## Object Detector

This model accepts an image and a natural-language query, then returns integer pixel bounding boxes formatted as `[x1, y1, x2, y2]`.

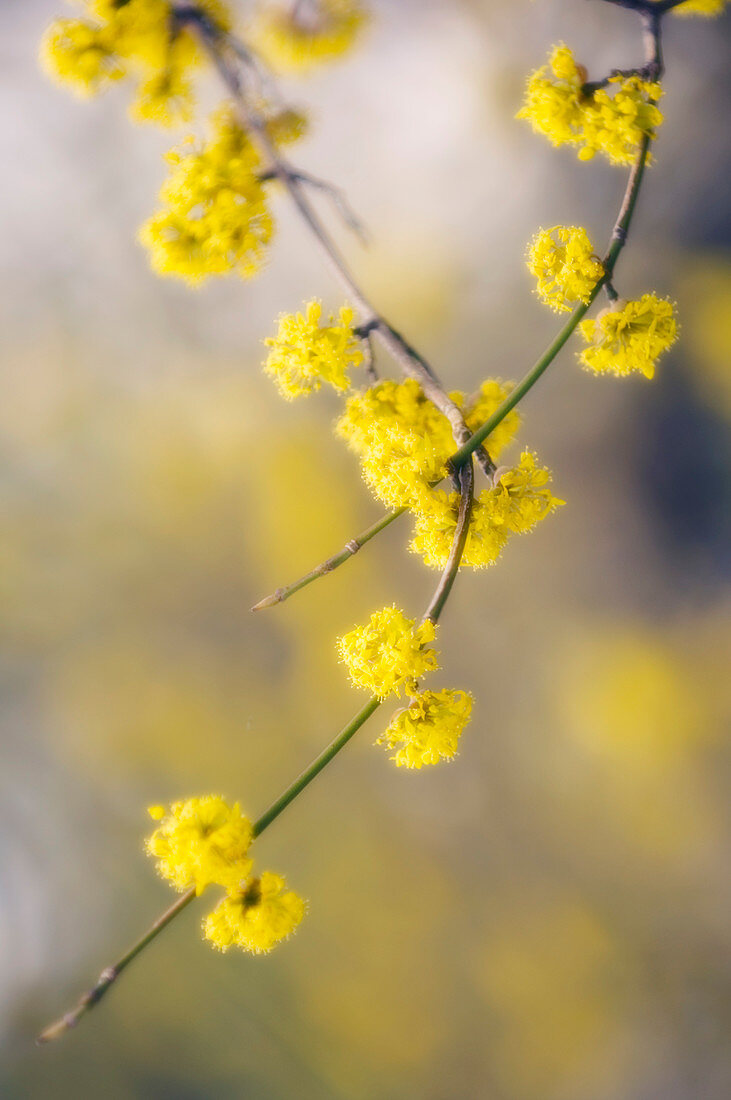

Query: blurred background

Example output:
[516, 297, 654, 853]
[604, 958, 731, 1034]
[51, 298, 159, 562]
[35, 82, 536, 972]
[2, 0, 730, 1096]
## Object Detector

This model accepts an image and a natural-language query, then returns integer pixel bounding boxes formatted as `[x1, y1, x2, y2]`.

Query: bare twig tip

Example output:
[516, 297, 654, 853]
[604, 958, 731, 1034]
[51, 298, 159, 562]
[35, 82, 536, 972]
[251, 591, 282, 612]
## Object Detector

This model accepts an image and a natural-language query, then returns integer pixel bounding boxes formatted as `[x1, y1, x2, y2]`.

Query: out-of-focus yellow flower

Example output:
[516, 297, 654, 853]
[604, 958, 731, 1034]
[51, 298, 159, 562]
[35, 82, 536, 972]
[556, 629, 709, 767]
[41, 1, 232, 125]
[653, 0, 727, 15]
[145, 795, 253, 895]
[338, 606, 438, 698]
[265, 107, 310, 147]
[204, 872, 306, 953]
[578, 295, 677, 378]
[129, 67, 195, 127]
[518, 44, 663, 165]
[252, 0, 368, 74]
[263, 300, 363, 399]
[677, 257, 731, 415]
[527, 226, 604, 313]
[41, 17, 125, 98]
[481, 896, 624, 1096]
[139, 108, 274, 284]
[378, 688, 473, 768]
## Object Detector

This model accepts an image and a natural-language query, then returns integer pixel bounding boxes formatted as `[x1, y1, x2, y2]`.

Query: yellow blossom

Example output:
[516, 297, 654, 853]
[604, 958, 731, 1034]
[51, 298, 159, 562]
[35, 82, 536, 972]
[129, 66, 195, 128]
[378, 689, 474, 768]
[579, 75, 663, 165]
[578, 295, 678, 379]
[263, 300, 363, 399]
[204, 872, 306, 954]
[265, 107, 310, 147]
[252, 0, 367, 74]
[41, 18, 125, 98]
[410, 451, 563, 570]
[41, 1, 231, 126]
[336, 379, 520, 510]
[337, 606, 439, 698]
[517, 44, 663, 166]
[516, 44, 585, 148]
[139, 108, 274, 284]
[145, 795, 253, 895]
[527, 226, 604, 312]
[463, 380, 523, 449]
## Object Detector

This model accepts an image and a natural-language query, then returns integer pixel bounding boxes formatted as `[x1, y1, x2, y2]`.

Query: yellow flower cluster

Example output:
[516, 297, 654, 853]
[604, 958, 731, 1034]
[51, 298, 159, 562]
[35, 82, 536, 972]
[578, 295, 678, 379]
[655, 0, 727, 15]
[527, 226, 604, 313]
[410, 451, 564, 570]
[204, 872, 306, 954]
[337, 606, 439, 698]
[263, 300, 364, 399]
[41, 0, 231, 127]
[378, 689, 474, 769]
[337, 379, 520, 509]
[517, 45, 663, 165]
[252, 0, 368, 73]
[139, 109, 275, 284]
[146, 795, 253, 895]
[147, 798, 306, 954]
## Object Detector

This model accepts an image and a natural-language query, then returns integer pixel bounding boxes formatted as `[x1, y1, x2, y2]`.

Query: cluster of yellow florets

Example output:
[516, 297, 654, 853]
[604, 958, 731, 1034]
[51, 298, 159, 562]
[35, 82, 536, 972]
[147, 798, 306, 953]
[527, 226, 604, 312]
[252, 0, 368, 73]
[139, 108, 276, 284]
[146, 795, 254, 895]
[335, 378, 560, 570]
[204, 872, 307, 954]
[337, 606, 439, 698]
[339, 612, 475, 766]
[263, 300, 364, 398]
[410, 451, 564, 570]
[336, 379, 521, 510]
[517, 45, 663, 165]
[578, 295, 678, 378]
[378, 689, 474, 769]
[41, 0, 231, 127]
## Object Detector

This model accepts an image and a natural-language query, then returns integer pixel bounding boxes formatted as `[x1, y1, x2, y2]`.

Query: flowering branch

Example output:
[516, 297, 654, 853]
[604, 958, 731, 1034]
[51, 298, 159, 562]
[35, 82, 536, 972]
[178, 4, 496, 477]
[36, 0, 710, 1046]
[252, 120, 653, 610]
[37, 454, 474, 1044]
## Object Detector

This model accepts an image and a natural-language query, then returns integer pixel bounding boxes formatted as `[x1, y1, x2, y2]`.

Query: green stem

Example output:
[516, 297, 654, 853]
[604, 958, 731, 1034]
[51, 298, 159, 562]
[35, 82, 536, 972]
[36, 440, 475, 1046]
[251, 507, 407, 611]
[449, 297, 595, 468]
[252, 696, 381, 836]
[422, 461, 475, 624]
[37, 888, 196, 1044]
[450, 130, 651, 471]
[37, 697, 382, 1045]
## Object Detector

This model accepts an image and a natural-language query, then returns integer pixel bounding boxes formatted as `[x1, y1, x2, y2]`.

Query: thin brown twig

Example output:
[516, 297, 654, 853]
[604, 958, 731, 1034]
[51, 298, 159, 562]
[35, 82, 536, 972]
[175, 4, 495, 479]
[251, 506, 405, 611]
[422, 460, 474, 623]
